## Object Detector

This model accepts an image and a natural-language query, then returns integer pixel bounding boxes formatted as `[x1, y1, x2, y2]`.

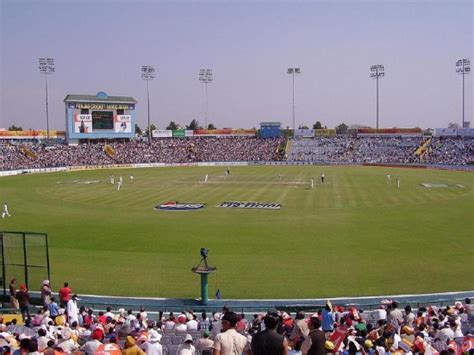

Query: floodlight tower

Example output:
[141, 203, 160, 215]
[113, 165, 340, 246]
[199, 69, 213, 129]
[456, 59, 471, 128]
[287, 68, 301, 136]
[141, 65, 155, 144]
[370, 64, 385, 129]
[38, 58, 55, 140]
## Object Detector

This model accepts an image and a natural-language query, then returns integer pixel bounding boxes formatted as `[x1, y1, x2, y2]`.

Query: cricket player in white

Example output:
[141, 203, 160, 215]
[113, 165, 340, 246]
[396, 176, 400, 189]
[119, 176, 123, 184]
[130, 174, 134, 182]
[386, 173, 391, 184]
[117, 180, 122, 191]
[204, 174, 208, 183]
[110, 175, 115, 184]
[310, 178, 314, 189]
[321, 172, 325, 183]
[278, 172, 282, 181]
[2, 203, 11, 218]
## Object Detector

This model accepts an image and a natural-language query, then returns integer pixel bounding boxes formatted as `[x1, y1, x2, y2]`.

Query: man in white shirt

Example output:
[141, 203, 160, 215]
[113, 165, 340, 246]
[212, 311, 251, 355]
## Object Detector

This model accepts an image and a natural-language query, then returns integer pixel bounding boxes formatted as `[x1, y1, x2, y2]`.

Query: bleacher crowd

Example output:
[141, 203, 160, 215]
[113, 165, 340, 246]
[287, 137, 474, 166]
[3, 279, 473, 354]
[1, 136, 473, 171]
[0, 137, 284, 171]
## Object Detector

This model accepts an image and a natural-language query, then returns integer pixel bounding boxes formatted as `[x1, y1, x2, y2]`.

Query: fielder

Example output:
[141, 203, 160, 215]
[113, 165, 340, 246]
[396, 176, 400, 189]
[117, 180, 122, 191]
[321, 172, 325, 183]
[2, 203, 11, 218]
[130, 174, 134, 182]
[310, 178, 314, 189]
[386, 173, 391, 184]
[110, 175, 115, 185]
[204, 174, 208, 183]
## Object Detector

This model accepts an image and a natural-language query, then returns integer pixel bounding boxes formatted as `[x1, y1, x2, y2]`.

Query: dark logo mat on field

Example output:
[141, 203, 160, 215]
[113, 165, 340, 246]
[217, 201, 282, 210]
[154, 201, 204, 211]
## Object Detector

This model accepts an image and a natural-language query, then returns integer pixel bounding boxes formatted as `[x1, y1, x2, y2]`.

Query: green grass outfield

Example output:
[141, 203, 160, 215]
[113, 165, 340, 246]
[0, 165, 473, 299]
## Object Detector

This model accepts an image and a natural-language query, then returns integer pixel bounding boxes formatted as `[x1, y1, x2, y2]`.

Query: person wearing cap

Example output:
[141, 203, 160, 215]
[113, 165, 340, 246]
[41, 280, 52, 306]
[301, 317, 325, 355]
[212, 311, 251, 355]
[80, 329, 103, 354]
[122, 335, 145, 355]
[177, 334, 197, 355]
[195, 330, 214, 354]
[175, 314, 188, 332]
[140, 329, 163, 355]
[57, 327, 79, 353]
[251, 312, 289, 355]
[186, 313, 199, 331]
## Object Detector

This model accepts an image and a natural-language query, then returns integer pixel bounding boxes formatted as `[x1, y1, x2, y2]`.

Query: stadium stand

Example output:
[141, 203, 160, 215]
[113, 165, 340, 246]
[1, 136, 473, 171]
[0, 295, 472, 354]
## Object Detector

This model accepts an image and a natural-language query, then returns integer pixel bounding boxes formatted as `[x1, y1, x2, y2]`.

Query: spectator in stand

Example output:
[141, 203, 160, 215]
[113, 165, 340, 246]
[177, 334, 197, 355]
[289, 311, 309, 343]
[212, 311, 251, 355]
[321, 301, 335, 333]
[251, 312, 289, 355]
[9, 278, 19, 312]
[199, 312, 211, 331]
[66, 294, 80, 325]
[81, 328, 104, 354]
[301, 317, 325, 355]
[122, 335, 145, 355]
[40, 280, 52, 306]
[195, 330, 214, 354]
[16, 284, 30, 322]
[140, 329, 163, 355]
[58, 282, 72, 308]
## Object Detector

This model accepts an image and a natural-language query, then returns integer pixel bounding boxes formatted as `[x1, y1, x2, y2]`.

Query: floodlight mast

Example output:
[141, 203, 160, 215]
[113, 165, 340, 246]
[287, 68, 301, 137]
[141, 65, 155, 145]
[456, 59, 471, 128]
[370, 64, 385, 130]
[38, 58, 55, 140]
[199, 69, 213, 129]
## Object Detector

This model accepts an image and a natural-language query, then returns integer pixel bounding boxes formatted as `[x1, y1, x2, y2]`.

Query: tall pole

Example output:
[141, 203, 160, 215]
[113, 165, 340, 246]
[292, 71, 295, 135]
[141, 65, 155, 145]
[376, 75, 379, 130]
[147, 79, 151, 144]
[45, 74, 50, 139]
[287, 68, 301, 137]
[456, 59, 471, 128]
[370, 64, 385, 130]
[205, 82, 208, 129]
[199, 69, 213, 130]
[38, 58, 55, 141]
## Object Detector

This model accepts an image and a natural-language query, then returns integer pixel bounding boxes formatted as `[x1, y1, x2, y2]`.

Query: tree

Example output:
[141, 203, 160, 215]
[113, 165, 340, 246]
[448, 122, 460, 128]
[313, 121, 322, 130]
[144, 124, 156, 136]
[8, 125, 22, 131]
[186, 119, 199, 130]
[298, 124, 309, 129]
[166, 121, 178, 130]
[335, 122, 349, 134]
[135, 124, 142, 136]
[207, 123, 216, 130]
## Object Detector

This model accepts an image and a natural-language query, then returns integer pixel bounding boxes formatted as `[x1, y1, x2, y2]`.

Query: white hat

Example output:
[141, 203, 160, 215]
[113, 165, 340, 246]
[184, 334, 193, 343]
[148, 329, 162, 343]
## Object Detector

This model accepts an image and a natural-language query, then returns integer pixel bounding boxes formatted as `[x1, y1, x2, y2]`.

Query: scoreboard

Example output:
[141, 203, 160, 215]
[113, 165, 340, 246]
[64, 92, 136, 143]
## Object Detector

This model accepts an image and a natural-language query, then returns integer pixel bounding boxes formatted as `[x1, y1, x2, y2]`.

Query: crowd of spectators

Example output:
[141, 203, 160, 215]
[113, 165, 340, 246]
[1, 136, 473, 171]
[1, 211, 472, 355]
[287, 136, 474, 166]
[0, 137, 284, 171]
[2, 281, 473, 355]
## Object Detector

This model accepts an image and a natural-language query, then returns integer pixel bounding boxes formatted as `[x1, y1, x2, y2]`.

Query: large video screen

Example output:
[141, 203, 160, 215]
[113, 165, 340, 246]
[92, 111, 114, 130]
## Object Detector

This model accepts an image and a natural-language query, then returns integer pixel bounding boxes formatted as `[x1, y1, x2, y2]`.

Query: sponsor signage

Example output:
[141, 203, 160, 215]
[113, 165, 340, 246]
[217, 201, 281, 210]
[155, 201, 204, 211]
[153, 130, 173, 138]
[185, 130, 194, 137]
[172, 129, 186, 137]
[114, 115, 132, 133]
[295, 128, 315, 137]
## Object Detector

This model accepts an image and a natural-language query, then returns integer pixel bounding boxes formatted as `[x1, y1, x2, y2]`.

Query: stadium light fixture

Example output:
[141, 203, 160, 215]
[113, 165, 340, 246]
[370, 64, 385, 130]
[38, 58, 55, 140]
[287, 68, 301, 137]
[456, 59, 470, 128]
[199, 69, 213, 129]
[141, 65, 155, 144]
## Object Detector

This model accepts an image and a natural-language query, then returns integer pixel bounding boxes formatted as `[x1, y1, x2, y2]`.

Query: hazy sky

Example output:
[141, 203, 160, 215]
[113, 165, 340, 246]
[1, 0, 472, 131]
